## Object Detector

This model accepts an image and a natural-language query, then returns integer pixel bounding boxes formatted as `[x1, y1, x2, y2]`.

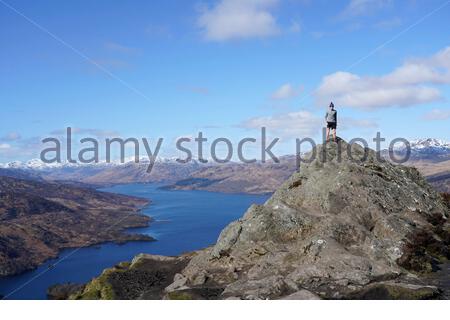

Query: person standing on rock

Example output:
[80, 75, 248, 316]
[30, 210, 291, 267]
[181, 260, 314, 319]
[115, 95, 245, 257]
[325, 102, 337, 142]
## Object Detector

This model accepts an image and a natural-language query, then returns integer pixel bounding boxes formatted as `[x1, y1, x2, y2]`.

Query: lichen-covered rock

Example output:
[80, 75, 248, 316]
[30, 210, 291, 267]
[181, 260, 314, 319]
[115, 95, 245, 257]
[282, 290, 321, 300]
[68, 254, 190, 300]
[177, 139, 449, 300]
[346, 282, 441, 300]
[47, 283, 85, 300]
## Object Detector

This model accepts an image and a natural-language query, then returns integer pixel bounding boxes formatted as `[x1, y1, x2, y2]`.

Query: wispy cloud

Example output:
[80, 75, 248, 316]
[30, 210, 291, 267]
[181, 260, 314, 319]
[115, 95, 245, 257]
[197, 0, 280, 41]
[0, 128, 125, 162]
[0, 132, 21, 142]
[288, 20, 301, 33]
[0, 135, 44, 161]
[422, 108, 450, 121]
[310, 31, 326, 39]
[239, 111, 321, 139]
[340, 0, 392, 18]
[271, 83, 303, 100]
[315, 46, 450, 110]
[50, 128, 120, 138]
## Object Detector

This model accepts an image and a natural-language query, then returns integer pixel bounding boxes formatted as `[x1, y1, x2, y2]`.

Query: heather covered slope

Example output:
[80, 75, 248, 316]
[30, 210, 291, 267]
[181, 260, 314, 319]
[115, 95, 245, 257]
[166, 157, 297, 194]
[0, 176, 153, 277]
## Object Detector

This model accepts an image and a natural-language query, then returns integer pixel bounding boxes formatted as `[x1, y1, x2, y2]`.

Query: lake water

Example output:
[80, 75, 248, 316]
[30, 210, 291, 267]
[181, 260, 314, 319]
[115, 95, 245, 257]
[0, 184, 270, 300]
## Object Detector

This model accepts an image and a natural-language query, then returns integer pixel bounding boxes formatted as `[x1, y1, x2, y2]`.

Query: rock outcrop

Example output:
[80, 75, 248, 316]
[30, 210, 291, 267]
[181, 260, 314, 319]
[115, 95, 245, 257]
[168, 139, 449, 299]
[66, 139, 450, 299]
[60, 254, 191, 300]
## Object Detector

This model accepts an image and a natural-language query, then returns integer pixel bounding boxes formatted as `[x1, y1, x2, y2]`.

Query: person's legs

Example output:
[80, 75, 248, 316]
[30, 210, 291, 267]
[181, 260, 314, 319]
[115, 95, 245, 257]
[332, 128, 337, 142]
[326, 126, 330, 142]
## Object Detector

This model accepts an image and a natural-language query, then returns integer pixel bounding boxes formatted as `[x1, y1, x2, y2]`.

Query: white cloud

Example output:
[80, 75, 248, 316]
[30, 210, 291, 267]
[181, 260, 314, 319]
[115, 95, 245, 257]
[315, 46, 450, 110]
[240, 111, 321, 139]
[422, 108, 450, 121]
[240, 111, 377, 139]
[271, 83, 302, 100]
[341, 0, 391, 18]
[198, 0, 280, 41]
[0, 135, 62, 162]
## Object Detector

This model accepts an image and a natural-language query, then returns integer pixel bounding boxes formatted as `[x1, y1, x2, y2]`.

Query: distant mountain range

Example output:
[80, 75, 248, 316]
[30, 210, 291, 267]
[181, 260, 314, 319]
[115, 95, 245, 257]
[0, 158, 207, 186]
[392, 138, 450, 162]
[396, 139, 450, 193]
[409, 138, 450, 153]
[0, 157, 202, 170]
[0, 138, 449, 193]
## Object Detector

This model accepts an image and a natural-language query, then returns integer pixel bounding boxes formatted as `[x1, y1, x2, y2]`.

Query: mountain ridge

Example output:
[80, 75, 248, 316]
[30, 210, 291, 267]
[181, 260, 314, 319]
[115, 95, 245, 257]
[1, 138, 449, 194]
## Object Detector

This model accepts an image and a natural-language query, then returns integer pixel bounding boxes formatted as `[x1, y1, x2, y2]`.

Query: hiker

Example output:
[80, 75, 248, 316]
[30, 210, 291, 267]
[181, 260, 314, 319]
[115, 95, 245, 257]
[325, 102, 337, 142]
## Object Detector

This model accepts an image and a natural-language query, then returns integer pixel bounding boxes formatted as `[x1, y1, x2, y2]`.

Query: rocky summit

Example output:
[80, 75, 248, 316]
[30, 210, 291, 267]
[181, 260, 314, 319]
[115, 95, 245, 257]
[67, 139, 450, 300]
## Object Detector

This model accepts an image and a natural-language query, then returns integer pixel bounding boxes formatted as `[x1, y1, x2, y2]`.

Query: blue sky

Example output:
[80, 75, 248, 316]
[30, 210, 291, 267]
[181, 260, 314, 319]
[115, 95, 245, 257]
[1, 0, 449, 162]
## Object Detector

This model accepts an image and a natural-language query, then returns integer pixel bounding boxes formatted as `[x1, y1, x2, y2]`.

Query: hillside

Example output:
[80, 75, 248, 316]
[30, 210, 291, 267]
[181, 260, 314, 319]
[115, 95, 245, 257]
[61, 139, 450, 300]
[0, 176, 153, 277]
[166, 156, 297, 194]
[405, 159, 450, 193]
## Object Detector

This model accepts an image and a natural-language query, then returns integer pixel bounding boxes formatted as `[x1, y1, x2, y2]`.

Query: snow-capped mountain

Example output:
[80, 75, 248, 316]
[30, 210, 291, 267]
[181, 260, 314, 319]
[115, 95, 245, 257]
[392, 138, 449, 154]
[1, 138, 448, 170]
[409, 138, 450, 154]
[0, 156, 204, 171]
[0, 159, 105, 170]
[388, 138, 450, 163]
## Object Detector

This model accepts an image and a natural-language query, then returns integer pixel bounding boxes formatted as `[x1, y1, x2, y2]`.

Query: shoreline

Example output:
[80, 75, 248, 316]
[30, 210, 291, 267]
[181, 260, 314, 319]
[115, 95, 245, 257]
[0, 193, 155, 279]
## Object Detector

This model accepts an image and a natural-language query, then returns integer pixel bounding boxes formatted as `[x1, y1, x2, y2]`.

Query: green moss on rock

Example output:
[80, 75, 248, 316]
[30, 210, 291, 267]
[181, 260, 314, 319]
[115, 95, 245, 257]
[348, 283, 441, 300]
[167, 291, 193, 300]
[70, 268, 124, 300]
